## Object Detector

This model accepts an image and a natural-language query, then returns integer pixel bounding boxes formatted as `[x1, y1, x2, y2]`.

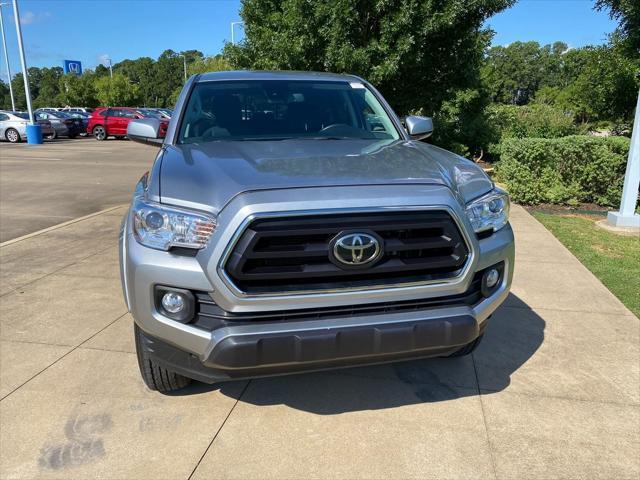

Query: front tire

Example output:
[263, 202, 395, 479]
[134, 324, 191, 392]
[5, 128, 20, 143]
[93, 125, 107, 141]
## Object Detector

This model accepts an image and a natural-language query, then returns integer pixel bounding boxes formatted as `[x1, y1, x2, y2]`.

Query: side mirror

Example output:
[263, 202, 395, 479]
[127, 118, 163, 146]
[404, 115, 434, 140]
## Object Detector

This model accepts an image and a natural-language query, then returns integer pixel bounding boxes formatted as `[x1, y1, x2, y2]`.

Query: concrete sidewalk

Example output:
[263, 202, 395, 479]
[0, 205, 638, 479]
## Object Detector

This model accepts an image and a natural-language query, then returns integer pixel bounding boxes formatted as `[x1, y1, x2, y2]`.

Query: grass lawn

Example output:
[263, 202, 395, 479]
[531, 211, 640, 318]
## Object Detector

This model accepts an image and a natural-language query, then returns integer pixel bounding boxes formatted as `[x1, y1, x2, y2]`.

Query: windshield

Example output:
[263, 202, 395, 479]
[178, 80, 400, 144]
[13, 112, 29, 119]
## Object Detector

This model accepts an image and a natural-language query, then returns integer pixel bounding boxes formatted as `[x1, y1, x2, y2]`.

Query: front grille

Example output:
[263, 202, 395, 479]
[194, 272, 482, 330]
[223, 211, 470, 294]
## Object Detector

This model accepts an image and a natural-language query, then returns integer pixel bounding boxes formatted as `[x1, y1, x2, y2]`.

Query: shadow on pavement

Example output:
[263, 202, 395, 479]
[182, 293, 544, 413]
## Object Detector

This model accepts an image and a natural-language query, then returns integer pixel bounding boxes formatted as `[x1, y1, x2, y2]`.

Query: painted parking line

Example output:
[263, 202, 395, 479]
[0, 205, 126, 247]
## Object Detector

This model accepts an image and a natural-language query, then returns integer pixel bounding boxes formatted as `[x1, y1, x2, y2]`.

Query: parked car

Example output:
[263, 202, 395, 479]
[34, 110, 83, 139]
[136, 108, 166, 119]
[150, 108, 172, 119]
[61, 107, 94, 114]
[0, 110, 54, 142]
[66, 111, 90, 135]
[121, 71, 514, 392]
[87, 107, 168, 140]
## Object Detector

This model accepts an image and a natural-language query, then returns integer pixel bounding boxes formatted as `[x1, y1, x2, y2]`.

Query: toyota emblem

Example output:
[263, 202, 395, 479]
[331, 232, 382, 267]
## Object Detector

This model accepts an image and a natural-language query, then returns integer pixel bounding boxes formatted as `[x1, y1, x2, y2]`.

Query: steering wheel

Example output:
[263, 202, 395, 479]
[201, 125, 231, 139]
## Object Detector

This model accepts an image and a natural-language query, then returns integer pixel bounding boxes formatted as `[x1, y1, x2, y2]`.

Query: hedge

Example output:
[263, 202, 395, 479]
[495, 135, 631, 206]
[487, 103, 579, 140]
[486, 104, 581, 159]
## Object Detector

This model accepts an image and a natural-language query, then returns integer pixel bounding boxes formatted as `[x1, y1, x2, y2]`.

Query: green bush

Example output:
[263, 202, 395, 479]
[486, 104, 579, 159]
[495, 135, 630, 206]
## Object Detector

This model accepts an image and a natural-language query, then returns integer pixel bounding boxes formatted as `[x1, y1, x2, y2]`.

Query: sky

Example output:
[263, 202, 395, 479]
[0, 0, 619, 81]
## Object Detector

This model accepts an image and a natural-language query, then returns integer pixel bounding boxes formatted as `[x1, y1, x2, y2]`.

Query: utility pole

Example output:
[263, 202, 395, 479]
[0, 3, 15, 111]
[231, 21, 243, 45]
[107, 57, 113, 78]
[12, 0, 40, 143]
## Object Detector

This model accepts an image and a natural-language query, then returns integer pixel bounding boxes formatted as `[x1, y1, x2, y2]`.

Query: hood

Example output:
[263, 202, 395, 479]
[157, 139, 492, 214]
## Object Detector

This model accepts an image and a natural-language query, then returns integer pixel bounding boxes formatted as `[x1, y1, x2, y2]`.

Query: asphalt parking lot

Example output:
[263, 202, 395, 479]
[0, 140, 638, 479]
[0, 138, 158, 242]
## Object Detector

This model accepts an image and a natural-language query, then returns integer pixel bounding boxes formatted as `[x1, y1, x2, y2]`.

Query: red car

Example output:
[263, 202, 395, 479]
[87, 107, 168, 140]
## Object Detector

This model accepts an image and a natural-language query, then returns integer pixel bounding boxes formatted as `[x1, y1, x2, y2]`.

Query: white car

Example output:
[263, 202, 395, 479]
[0, 110, 54, 143]
[60, 107, 95, 114]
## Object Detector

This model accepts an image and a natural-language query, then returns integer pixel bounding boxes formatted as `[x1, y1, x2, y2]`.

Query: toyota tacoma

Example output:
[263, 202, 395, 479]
[121, 71, 514, 392]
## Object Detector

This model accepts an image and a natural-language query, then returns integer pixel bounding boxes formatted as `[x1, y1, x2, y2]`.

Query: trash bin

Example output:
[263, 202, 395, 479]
[26, 124, 43, 144]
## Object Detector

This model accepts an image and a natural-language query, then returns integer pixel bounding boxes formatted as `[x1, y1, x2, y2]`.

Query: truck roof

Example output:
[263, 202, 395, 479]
[196, 70, 364, 83]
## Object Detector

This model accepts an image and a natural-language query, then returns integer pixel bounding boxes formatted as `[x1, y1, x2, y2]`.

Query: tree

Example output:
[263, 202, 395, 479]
[481, 41, 570, 105]
[166, 55, 233, 107]
[114, 57, 156, 106]
[0, 80, 11, 110]
[10, 73, 29, 110]
[224, 0, 514, 154]
[33, 67, 64, 108]
[533, 45, 638, 123]
[563, 45, 638, 122]
[94, 64, 110, 77]
[595, 0, 640, 55]
[94, 73, 140, 106]
[57, 73, 98, 107]
[151, 49, 204, 107]
[188, 54, 232, 75]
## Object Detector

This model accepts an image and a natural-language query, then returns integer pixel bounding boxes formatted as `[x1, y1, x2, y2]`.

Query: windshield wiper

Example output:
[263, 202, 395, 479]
[234, 137, 294, 141]
[292, 136, 361, 141]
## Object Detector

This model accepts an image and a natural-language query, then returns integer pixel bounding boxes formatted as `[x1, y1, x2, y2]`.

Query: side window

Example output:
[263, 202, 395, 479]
[122, 110, 137, 119]
[0, 113, 8, 121]
[110, 109, 122, 117]
[99, 109, 110, 117]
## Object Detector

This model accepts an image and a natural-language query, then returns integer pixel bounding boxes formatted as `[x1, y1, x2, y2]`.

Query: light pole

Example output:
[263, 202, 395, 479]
[231, 21, 243, 45]
[0, 3, 15, 111]
[607, 89, 640, 230]
[179, 54, 187, 81]
[11, 0, 40, 143]
[106, 57, 113, 78]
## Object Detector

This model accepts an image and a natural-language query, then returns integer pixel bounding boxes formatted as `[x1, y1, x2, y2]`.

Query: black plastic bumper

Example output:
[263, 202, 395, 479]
[140, 313, 482, 384]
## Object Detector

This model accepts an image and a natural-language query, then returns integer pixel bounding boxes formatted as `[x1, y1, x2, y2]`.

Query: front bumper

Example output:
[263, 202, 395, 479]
[138, 308, 488, 383]
[121, 185, 515, 381]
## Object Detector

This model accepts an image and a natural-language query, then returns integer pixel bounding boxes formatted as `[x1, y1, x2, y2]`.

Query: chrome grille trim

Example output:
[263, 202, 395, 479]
[216, 206, 475, 298]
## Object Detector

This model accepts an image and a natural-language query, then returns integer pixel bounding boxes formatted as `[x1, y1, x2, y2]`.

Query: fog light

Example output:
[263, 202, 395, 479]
[155, 286, 195, 323]
[485, 269, 500, 288]
[481, 264, 504, 297]
[162, 292, 185, 314]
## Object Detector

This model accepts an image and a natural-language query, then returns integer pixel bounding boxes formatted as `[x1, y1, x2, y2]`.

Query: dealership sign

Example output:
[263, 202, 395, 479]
[63, 60, 82, 75]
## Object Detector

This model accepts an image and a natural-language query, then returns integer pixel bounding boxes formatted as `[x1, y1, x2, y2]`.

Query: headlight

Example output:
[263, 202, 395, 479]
[465, 189, 510, 234]
[132, 197, 216, 251]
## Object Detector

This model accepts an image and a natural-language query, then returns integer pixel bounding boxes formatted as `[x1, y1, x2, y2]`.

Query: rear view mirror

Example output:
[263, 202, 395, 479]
[404, 115, 434, 140]
[127, 118, 163, 146]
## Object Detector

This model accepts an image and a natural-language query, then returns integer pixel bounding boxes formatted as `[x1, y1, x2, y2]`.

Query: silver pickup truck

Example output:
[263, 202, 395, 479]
[121, 71, 514, 392]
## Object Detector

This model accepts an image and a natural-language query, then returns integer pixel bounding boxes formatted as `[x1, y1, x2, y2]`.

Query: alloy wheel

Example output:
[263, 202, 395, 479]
[93, 126, 106, 140]
[6, 128, 20, 143]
